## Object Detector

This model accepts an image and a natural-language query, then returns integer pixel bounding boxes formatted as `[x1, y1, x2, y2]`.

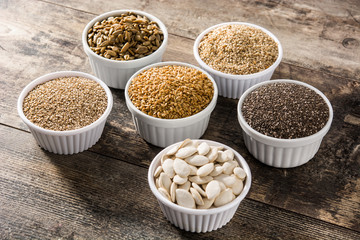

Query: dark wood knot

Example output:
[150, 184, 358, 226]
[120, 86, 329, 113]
[342, 38, 359, 49]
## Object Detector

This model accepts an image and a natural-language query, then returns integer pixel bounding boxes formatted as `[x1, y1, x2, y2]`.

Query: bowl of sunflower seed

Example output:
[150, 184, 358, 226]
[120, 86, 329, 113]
[82, 9, 168, 89]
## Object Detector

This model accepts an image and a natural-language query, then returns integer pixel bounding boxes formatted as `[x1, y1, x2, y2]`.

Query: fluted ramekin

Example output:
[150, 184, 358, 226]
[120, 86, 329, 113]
[82, 10, 168, 89]
[124, 61, 218, 148]
[237, 79, 333, 168]
[17, 71, 113, 155]
[148, 139, 252, 232]
[194, 22, 283, 99]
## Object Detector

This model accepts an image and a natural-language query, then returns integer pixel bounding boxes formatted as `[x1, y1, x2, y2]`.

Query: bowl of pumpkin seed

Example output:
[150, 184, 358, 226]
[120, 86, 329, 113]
[82, 9, 168, 89]
[148, 139, 252, 233]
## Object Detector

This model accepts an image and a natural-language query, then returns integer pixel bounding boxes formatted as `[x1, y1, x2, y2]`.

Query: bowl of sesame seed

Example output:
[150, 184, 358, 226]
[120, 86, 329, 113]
[124, 61, 218, 148]
[82, 10, 168, 89]
[237, 79, 333, 168]
[17, 71, 113, 155]
[193, 22, 283, 99]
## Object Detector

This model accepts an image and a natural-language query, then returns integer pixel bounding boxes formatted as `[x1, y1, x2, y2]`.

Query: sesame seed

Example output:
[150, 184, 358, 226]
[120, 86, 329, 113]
[198, 24, 278, 75]
[23, 76, 108, 131]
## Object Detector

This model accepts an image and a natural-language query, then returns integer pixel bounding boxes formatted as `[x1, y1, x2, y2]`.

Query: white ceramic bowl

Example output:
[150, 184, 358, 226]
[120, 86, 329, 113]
[148, 139, 252, 232]
[82, 10, 168, 89]
[193, 22, 283, 99]
[17, 71, 113, 155]
[124, 61, 218, 148]
[237, 79, 333, 168]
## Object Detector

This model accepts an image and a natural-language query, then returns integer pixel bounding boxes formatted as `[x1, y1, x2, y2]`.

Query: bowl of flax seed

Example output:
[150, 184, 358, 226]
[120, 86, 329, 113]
[125, 61, 218, 148]
[82, 10, 168, 89]
[193, 22, 283, 99]
[237, 79, 333, 168]
[17, 71, 113, 155]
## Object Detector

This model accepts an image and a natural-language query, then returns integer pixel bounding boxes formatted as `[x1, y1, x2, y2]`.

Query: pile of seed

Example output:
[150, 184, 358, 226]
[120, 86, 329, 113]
[87, 12, 164, 60]
[154, 139, 247, 209]
[23, 77, 108, 131]
[128, 65, 214, 119]
[198, 24, 278, 75]
[241, 82, 329, 139]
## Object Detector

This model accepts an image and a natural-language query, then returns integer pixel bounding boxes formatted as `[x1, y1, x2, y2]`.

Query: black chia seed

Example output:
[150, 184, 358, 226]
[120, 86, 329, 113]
[241, 82, 329, 139]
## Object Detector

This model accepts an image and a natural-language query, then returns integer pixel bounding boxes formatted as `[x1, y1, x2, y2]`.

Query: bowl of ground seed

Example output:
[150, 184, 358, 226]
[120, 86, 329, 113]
[237, 79, 333, 168]
[17, 71, 113, 155]
[82, 10, 168, 89]
[193, 22, 283, 99]
[125, 61, 218, 148]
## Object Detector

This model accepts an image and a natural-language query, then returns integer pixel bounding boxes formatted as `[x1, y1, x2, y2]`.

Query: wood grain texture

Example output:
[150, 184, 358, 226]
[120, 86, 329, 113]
[47, 0, 360, 80]
[1, 126, 359, 240]
[0, 0, 359, 238]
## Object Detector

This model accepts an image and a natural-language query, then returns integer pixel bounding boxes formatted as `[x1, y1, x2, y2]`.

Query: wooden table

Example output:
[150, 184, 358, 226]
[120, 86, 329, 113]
[1, 0, 359, 239]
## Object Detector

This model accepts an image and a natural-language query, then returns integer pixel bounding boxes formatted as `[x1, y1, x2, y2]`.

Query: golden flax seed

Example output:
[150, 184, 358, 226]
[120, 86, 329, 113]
[128, 65, 214, 119]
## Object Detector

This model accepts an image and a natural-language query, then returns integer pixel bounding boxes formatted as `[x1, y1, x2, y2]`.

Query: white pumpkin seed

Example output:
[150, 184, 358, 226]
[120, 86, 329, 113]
[154, 165, 163, 178]
[206, 180, 221, 199]
[218, 181, 226, 191]
[170, 182, 177, 202]
[173, 175, 188, 185]
[158, 187, 171, 201]
[232, 177, 244, 195]
[185, 155, 209, 166]
[197, 197, 215, 209]
[175, 146, 197, 158]
[154, 141, 245, 210]
[178, 181, 191, 191]
[197, 162, 214, 177]
[197, 142, 210, 155]
[176, 189, 195, 209]
[190, 187, 204, 206]
[214, 189, 235, 207]
[192, 182, 207, 197]
[216, 150, 229, 163]
[234, 167, 247, 180]
[155, 178, 160, 189]
[179, 138, 193, 148]
[222, 160, 237, 175]
[159, 172, 172, 193]
[214, 174, 236, 187]
[166, 142, 181, 156]
[209, 164, 223, 177]
[189, 165, 198, 175]
[188, 175, 213, 185]
[173, 158, 190, 177]
[206, 146, 219, 162]
[224, 149, 234, 161]
[162, 158, 175, 178]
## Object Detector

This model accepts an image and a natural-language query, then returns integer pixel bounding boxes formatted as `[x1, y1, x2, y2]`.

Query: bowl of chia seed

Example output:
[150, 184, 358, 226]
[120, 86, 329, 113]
[17, 71, 113, 155]
[237, 79, 333, 168]
[193, 22, 283, 99]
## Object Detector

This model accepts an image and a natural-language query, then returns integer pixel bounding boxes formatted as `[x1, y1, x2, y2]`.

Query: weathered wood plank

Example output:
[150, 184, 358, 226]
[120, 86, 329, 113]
[47, 0, 360, 80]
[0, 0, 359, 236]
[1, 125, 359, 240]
